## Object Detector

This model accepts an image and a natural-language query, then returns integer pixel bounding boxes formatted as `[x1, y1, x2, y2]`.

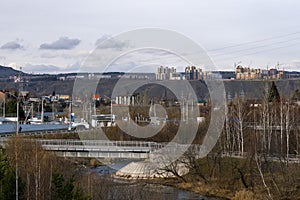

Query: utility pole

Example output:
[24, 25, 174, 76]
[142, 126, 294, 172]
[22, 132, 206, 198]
[16, 95, 19, 200]
[94, 99, 96, 115]
[52, 101, 55, 121]
[41, 97, 44, 123]
[5, 90, 20, 200]
[15, 66, 21, 200]
[2, 94, 5, 118]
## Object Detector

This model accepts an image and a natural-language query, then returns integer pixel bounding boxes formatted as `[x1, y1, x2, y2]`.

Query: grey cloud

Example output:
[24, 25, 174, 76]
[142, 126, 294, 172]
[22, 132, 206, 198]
[1, 41, 23, 50]
[95, 35, 110, 45]
[95, 35, 128, 50]
[40, 37, 80, 50]
[25, 63, 61, 73]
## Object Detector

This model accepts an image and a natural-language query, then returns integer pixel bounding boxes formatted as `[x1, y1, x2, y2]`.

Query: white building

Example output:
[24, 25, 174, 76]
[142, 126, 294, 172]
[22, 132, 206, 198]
[156, 66, 177, 80]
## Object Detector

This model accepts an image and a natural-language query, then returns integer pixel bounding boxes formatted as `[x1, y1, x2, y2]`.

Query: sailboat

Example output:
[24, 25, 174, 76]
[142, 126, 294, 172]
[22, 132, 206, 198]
[27, 97, 44, 124]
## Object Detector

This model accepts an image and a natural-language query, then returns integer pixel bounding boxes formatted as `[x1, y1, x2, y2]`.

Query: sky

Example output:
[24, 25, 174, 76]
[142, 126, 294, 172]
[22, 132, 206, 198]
[0, 0, 300, 73]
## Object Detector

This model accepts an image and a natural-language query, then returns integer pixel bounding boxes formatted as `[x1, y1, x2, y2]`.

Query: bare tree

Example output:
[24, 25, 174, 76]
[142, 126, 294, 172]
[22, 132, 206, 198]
[255, 154, 273, 200]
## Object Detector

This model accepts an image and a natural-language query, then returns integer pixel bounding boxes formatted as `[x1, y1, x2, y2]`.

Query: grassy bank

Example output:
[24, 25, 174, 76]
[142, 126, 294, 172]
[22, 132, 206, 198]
[140, 155, 300, 200]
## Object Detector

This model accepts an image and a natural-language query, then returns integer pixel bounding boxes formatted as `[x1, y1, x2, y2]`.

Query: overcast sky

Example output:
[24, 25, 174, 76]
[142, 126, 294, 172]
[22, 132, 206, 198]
[0, 0, 300, 73]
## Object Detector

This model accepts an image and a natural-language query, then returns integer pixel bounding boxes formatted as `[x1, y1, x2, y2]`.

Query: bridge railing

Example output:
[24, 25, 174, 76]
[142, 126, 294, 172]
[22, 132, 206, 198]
[39, 139, 164, 151]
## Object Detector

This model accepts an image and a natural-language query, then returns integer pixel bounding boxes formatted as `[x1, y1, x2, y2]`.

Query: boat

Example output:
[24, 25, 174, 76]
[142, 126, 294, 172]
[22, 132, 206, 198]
[68, 120, 90, 131]
[28, 117, 43, 124]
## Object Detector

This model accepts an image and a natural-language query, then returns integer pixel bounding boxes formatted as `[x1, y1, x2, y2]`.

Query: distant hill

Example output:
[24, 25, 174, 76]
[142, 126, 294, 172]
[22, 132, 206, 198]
[0, 77, 299, 102]
[0, 65, 299, 101]
[0, 65, 26, 78]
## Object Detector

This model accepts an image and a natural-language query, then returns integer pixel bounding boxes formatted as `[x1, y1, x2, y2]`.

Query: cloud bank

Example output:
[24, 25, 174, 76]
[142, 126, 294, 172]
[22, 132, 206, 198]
[95, 35, 128, 50]
[24, 63, 61, 73]
[40, 37, 80, 50]
[1, 41, 23, 50]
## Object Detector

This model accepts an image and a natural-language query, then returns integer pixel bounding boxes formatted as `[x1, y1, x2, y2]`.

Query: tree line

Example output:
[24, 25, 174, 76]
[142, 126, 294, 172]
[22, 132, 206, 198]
[157, 81, 300, 199]
[0, 137, 89, 200]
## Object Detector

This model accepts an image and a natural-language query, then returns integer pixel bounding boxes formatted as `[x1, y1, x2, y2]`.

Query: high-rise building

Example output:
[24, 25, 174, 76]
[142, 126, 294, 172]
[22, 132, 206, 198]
[156, 66, 177, 80]
[185, 66, 202, 80]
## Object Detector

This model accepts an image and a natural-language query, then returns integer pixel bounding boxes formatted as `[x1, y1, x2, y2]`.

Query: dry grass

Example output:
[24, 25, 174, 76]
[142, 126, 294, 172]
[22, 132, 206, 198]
[176, 181, 233, 199]
[232, 190, 256, 200]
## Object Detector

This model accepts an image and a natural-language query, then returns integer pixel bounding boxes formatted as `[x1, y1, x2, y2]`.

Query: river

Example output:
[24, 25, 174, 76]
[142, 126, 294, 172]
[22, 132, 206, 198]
[90, 162, 217, 200]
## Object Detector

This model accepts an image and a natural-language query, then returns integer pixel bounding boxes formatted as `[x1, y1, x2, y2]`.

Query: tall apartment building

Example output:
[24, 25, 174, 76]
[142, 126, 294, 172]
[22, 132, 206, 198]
[156, 66, 177, 80]
[185, 66, 202, 80]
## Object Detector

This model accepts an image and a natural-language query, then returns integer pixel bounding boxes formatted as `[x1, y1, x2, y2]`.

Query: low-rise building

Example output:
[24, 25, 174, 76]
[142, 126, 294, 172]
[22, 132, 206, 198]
[235, 66, 285, 80]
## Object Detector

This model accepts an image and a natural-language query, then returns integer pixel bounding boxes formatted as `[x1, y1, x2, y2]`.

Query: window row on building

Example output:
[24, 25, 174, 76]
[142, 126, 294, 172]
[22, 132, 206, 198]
[235, 66, 285, 80]
[156, 66, 203, 80]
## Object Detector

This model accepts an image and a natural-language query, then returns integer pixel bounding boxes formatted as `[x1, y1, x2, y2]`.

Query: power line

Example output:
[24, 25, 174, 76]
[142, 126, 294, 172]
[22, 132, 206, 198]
[211, 36, 300, 57]
[214, 41, 300, 62]
[101, 31, 300, 70]
[139, 31, 300, 64]
[208, 31, 300, 52]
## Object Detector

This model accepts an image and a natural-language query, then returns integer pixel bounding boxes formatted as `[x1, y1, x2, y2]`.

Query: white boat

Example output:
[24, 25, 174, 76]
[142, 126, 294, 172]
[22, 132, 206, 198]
[28, 117, 43, 124]
[68, 120, 90, 131]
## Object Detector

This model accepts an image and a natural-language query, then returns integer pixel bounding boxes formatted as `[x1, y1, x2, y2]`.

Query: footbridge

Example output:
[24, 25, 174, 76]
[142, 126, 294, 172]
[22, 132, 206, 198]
[43, 139, 166, 159]
[0, 139, 168, 159]
[0, 138, 196, 159]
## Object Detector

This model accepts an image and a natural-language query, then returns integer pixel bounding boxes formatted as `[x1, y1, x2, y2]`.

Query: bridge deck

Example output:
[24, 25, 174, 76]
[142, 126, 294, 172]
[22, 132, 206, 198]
[41, 139, 164, 159]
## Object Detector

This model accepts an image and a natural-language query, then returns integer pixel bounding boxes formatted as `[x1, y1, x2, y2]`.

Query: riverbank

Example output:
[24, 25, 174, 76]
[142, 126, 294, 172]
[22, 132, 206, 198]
[130, 176, 265, 200]
[73, 153, 297, 199]
[109, 166, 230, 199]
[108, 157, 264, 200]
[83, 161, 218, 199]
[137, 178, 231, 200]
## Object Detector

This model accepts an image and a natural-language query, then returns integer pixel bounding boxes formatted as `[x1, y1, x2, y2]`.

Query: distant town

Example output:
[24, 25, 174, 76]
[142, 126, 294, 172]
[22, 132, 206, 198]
[1, 64, 300, 83]
[1, 63, 300, 129]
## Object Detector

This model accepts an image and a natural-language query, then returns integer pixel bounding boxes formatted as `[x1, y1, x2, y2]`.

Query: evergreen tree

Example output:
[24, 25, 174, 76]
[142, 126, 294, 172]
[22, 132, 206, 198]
[0, 149, 24, 200]
[5, 98, 25, 119]
[1, 167, 16, 200]
[52, 171, 76, 200]
[267, 81, 280, 102]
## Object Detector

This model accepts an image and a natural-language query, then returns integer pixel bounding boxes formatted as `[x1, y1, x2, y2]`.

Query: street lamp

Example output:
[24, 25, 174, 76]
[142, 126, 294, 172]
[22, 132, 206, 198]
[16, 95, 19, 200]
[13, 93, 20, 200]
[7, 91, 20, 200]
[16, 98, 19, 134]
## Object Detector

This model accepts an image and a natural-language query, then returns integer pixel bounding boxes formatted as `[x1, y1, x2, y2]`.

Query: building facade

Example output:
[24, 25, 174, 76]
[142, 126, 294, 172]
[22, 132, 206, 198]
[156, 66, 177, 80]
[185, 66, 202, 80]
[235, 65, 285, 80]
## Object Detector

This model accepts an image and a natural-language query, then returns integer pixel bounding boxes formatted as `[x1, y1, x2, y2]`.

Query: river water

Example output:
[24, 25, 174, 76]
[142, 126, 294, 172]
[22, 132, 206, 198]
[91, 162, 217, 200]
